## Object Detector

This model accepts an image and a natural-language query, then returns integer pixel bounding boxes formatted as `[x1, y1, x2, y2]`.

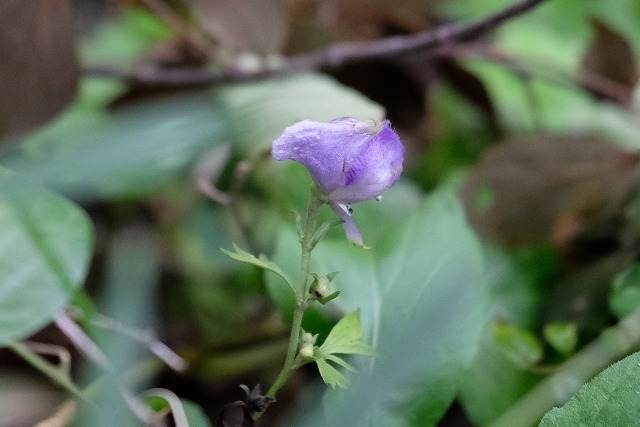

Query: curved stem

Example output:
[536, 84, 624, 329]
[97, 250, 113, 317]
[262, 187, 324, 403]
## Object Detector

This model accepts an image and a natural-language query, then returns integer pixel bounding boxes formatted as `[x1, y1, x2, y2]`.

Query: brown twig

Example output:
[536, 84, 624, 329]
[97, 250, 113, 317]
[87, 0, 546, 87]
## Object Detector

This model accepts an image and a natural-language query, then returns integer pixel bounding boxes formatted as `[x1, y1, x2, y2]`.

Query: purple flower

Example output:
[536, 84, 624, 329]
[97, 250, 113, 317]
[272, 118, 404, 245]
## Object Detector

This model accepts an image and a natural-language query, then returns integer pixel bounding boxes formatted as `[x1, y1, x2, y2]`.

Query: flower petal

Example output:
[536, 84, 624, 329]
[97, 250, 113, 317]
[272, 118, 376, 192]
[330, 203, 363, 246]
[328, 122, 404, 204]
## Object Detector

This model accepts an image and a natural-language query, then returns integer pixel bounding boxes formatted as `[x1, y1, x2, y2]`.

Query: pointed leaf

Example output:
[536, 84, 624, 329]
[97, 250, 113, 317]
[316, 358, 350, 389]
[317, 310, 375, 357]
[221, 244, 298, 297]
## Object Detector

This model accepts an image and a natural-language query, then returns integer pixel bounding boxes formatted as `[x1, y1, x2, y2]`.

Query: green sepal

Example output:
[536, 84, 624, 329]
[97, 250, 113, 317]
[317, 291, 341, 305]
[220, 243, 298, 298]
[309, 218, 344, 249]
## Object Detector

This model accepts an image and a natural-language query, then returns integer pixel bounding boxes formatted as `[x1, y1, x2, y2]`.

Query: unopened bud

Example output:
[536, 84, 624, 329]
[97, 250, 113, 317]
[311, 276, 332, 299]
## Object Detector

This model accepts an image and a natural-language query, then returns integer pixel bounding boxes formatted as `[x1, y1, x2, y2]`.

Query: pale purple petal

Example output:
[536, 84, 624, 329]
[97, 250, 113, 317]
[272, 118, 376, 192]
[328, 123, 404, 204]
[330, 203, 363, 245]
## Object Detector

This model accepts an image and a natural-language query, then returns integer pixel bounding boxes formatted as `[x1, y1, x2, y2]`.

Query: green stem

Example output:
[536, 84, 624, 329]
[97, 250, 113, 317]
[263, 187, 324, 402]
[10, 342, 88, 402]
[489, 308, 640, 427]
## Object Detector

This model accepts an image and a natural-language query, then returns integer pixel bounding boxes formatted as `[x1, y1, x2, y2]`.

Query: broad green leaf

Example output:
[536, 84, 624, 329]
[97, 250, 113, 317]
[544, 322, 578, 356]
[539, 352, 640, 426]
[0, 183, 93, 346]
[275, 188, 489, 426]
[221, 243, 297, 297]
[317, 310, 375, 357]
[219, 73, 385, 154]
[609, 264, 640, 319]
[2, 89, 228, 200]
[493, 321, 544, 369]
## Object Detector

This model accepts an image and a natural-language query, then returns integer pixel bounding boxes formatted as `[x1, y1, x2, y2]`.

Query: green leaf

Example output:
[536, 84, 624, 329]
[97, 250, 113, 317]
[219, 73, 385, 155]
[316, 358, 350, 390]
[544, 322, 578, 356]
[317, 310, 375, 357]
[181, 399, 212, 427]
[221, 243, 297, 297]
[0, 182, 93, 346]
[493, 321, 544, 369]
[274, 188, 489, 426]
[2, 89, 228, 200]
[539, 352, 640, 426]
[609, 264, 640, 319]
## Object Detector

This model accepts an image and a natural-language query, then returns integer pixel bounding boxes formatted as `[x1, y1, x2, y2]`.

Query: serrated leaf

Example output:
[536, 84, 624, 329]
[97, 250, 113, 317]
[316, 358, 350, 390]
[539, 352, 640, 426]
[317, 310, 375, 357]
[0, 180, 93, 346]
[221, 244, 297, 297]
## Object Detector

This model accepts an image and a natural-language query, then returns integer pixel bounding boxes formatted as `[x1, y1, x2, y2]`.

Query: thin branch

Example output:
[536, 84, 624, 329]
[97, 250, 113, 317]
[87, 0, 546, 87]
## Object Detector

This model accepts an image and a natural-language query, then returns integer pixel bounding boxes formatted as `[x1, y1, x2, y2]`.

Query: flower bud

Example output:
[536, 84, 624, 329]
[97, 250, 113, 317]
[310, 275, 332, 299]
[272, 118, 404, 244]
[299, 332, 318, 360]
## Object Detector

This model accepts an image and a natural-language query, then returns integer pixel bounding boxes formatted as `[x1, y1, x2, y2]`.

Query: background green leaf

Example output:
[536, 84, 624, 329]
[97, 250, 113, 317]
[0, 183, 93, 346]
[274, 188, 488, 426]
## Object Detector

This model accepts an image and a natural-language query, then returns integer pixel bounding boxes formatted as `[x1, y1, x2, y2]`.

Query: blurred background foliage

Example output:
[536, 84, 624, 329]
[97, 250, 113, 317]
[2, 0, 640, 426]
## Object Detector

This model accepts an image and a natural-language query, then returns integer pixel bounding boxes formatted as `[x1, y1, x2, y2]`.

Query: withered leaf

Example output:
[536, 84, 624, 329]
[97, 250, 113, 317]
[579, 18, 639, 105]
[459, 135, 640, 249]
[0, 0, 79, 137]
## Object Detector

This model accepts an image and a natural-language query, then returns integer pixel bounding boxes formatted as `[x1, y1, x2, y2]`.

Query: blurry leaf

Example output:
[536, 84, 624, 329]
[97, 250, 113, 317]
[189, 0, 287, 55]
[0, 180, 93, 346]
[459, 135, 640, 250]
[274, 188, 488, 426]
[459, 247, 557, 425]
[579, 19, 639, 105]
[181, 399, 212, 427]
[609, 264, 640, 319]
[543, 322, 578, 356]
[1, 89, 228, 200]
[493, 321, 544, 369]
[219, 73, 385, 154]
[539, 351, 640, 426]
[221, 244, 297, 297]
[0, 0, 79, 136]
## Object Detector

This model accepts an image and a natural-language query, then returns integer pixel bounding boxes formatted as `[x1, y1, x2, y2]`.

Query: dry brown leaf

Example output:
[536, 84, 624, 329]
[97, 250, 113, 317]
[0, 0, 79, 137]
[579, 18, 639, 105]
[459, 135, 640, 249]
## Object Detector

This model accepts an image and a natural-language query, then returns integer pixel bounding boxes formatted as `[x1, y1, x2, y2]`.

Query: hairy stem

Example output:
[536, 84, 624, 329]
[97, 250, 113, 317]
[263, 187, 324, 403]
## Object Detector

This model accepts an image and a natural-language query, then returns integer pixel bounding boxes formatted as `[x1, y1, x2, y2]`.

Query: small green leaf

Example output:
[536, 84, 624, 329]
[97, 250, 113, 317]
[317, 358, 350, 389]
[220, 243, 298, 297]
[609, 264, 640, 319]
[493, 321, 544, 369]
[317, 291, 341, 305]
[317, 310, 375, 357]
[543, 322, 578, 356]
[540, 352, 640, 426]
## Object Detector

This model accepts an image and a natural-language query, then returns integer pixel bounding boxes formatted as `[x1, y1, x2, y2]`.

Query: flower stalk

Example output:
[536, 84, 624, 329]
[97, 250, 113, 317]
[264, 187, 324, 402]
